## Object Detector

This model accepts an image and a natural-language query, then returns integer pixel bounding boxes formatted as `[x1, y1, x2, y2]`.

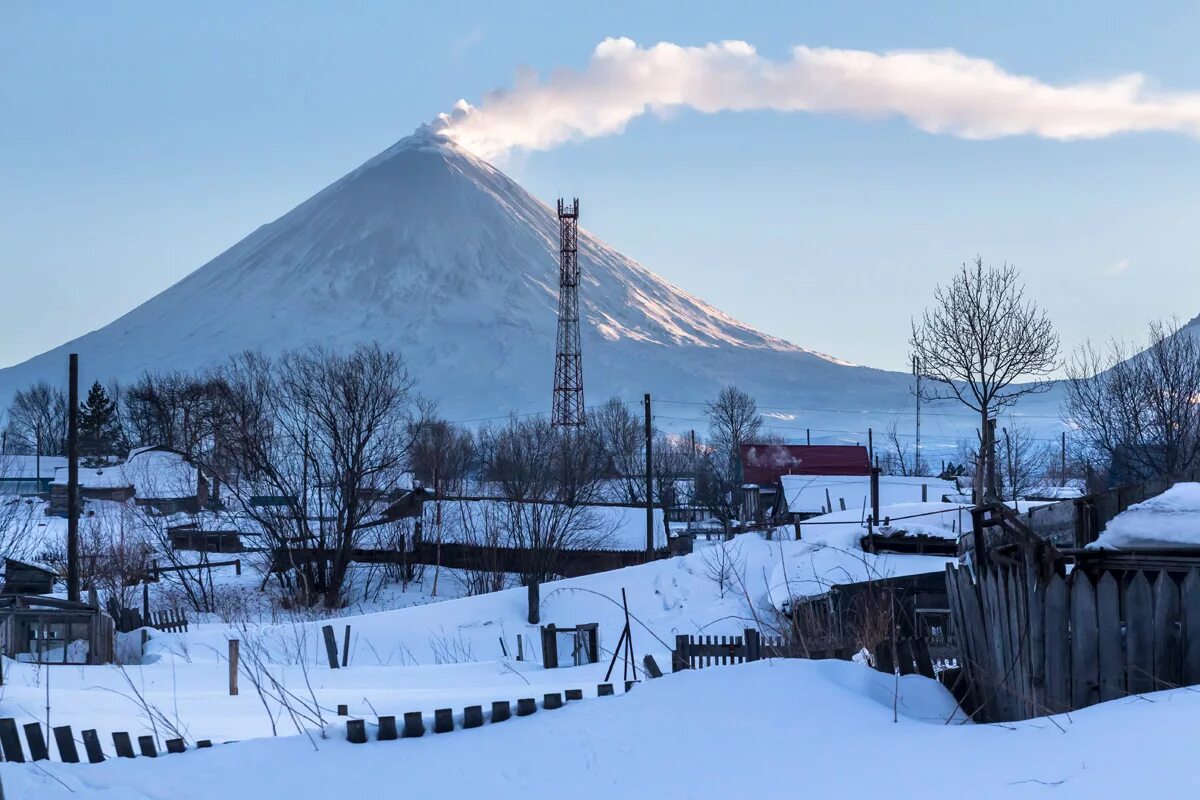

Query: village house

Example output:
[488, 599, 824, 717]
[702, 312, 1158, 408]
[738, 444, 871, 525]
[49, 445, 208, 516]
[0, 454, 69, 496]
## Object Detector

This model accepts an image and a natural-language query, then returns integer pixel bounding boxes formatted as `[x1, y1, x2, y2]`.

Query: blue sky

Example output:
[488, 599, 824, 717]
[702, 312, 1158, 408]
[3, 1, 1199, 371]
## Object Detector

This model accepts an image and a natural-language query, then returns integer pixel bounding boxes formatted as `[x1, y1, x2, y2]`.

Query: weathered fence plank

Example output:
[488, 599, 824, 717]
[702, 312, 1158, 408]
[81, 729, 105, 763]
[1024, 559, 1046, 716]
[1096, 572, 1123, 702]
[112, 732, 135, 759]
[1183, 570, 1200, 685]
[1125, 572, 1154, 696]
[1005, 569, 1029, 716]
[53, 726, 79, 763]
[23, 723, 48, 761]
[0, 719, 25, 763]
[1043, 574, 1070, 713]
[1152, 571, 1182, 690]
[1070, 572, 1099, 709]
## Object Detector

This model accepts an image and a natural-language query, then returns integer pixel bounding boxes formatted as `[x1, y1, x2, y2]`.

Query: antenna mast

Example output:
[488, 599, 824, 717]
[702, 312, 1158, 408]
[552, 198, 585, 428]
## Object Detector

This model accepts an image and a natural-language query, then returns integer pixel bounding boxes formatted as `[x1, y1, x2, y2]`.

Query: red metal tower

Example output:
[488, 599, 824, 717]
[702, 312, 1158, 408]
[552, 198, 585, 428]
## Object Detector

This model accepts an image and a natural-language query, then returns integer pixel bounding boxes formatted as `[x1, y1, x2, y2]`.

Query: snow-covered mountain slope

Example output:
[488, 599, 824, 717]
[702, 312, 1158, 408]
[0, 126, 1038, 438]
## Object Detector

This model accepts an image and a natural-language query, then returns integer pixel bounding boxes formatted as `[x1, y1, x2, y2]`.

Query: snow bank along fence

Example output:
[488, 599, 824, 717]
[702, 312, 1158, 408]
[0, 716, 212, 765]
[946, 552, 1200, 723]
[340, 680, 639, 745]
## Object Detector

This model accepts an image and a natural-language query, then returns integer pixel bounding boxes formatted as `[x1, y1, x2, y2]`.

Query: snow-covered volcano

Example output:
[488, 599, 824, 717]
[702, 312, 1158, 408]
[0, 127, 972, 434]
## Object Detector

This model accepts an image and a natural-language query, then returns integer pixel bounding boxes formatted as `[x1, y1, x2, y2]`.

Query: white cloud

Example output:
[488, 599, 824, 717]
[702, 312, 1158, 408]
[434, 38, 1200, 159]
[1105, 258, 1131, 276]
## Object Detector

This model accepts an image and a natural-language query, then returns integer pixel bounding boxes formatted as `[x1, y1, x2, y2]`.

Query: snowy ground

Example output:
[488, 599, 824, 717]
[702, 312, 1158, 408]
[6, 658, 1200, 799]
[5, 501, 1187, 798]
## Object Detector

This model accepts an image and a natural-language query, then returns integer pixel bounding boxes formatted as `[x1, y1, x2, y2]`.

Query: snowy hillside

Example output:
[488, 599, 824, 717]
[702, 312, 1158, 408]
[0, 126, 1054, 438]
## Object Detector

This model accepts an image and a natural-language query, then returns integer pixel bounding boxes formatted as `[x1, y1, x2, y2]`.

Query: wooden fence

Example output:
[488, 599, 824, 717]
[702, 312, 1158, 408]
[671, 628, 786, 671]
[946, 559, 1200, 722]
[117, 608, 189, 634]
[0, 716, 210, 764]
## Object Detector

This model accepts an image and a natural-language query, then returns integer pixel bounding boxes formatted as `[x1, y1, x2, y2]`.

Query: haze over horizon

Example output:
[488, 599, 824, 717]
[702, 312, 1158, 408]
[4, 2, 1199, 375]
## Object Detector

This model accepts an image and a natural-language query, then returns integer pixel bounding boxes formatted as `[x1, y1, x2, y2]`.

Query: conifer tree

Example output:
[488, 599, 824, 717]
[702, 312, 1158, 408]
[79, 381, 122, 462]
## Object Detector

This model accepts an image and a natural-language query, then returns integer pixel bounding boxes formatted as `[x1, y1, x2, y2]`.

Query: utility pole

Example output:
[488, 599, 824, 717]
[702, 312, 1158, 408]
[35, 422, 41, 493]
[912, 355, 922, 475]
[868, 427, 874, 466]
[643, 394, 654, 560]
[67, 353, 80, 603]
[1061, 431, 1067, 482]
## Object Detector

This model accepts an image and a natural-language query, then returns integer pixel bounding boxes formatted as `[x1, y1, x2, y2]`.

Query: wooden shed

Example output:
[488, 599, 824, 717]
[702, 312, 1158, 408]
[2, 558, 56, 595]
[0, 595, 115, 664]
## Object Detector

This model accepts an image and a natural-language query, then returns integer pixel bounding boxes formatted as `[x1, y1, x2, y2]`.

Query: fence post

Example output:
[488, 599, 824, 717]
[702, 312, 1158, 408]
[541, 624, 558, 669]
[403, 711, 425, 738]
[378, 716, 398, 741]
[23, 723, 48, 761]
[137, 735, 157, 758]
[228, 639, 239, 696]
[112, 732, 135, 758]
[491, 701, 511, 723]
[342, 625, 351, 668]
[346, 720, 367, 744]
[672, 634, 690, 672]
[0, 719, 24, 762]
[516, 698, 536, 716]
[52, 724, 79, 762]
[744, 628, 761, 662]
[322, 625, 340, 669]
[81, 729, 105, 763]
[463, 706, 484, 728]
[528, 581, 540, 625]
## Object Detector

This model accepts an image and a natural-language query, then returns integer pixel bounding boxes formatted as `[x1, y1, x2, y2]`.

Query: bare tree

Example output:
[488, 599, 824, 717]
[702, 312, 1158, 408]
[478, 417, 611, 584]
[998, 424, 1051, 504]
[218, 345, 418, 608]
[704, 386, 763, 479]
[4, 381, 68, 456]
[1064, 319, 1200, 484]
[652, 432, 691, 541]
[882, 421, 929, 477]
[590, 397, 644, 503]
[910, 258, 1059, 501]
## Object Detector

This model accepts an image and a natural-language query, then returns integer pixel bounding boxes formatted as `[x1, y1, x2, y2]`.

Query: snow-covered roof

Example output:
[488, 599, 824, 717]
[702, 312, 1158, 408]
[1089, 483, 1200, 551]
[1024, 486, 1084, 500]
[50, 446, 201, 499]
[779, 474, 958, 515]
[0, 455, 69, 481]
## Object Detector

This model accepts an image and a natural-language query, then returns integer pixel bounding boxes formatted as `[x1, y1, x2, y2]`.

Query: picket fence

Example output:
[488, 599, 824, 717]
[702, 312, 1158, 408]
[946, 561, 1200, 722]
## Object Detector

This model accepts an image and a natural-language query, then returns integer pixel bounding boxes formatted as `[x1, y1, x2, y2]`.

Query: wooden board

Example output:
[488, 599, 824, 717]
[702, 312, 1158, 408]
[1043, 574, 1070, 713]
[1124, 571, 1154, 696]
[1152, 571, 1182, 690]
[1096, 572, 1123, 702]
[1183, 570, 1200, 686]
[1024, 558, 1046, 716]
[1070, 572, 1099, 709]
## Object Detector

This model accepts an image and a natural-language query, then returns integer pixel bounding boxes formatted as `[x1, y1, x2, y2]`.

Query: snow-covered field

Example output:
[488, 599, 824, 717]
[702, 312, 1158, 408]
[7, 656, 1200, 799]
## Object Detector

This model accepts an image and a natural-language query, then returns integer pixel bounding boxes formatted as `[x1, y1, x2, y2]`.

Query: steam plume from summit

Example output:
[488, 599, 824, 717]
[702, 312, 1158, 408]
[437, 37, 1200, 159]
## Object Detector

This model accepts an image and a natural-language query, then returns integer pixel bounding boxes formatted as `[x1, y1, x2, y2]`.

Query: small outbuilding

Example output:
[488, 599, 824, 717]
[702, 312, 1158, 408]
[0, 595, 115, 664]
[2, 558, 56, 595]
